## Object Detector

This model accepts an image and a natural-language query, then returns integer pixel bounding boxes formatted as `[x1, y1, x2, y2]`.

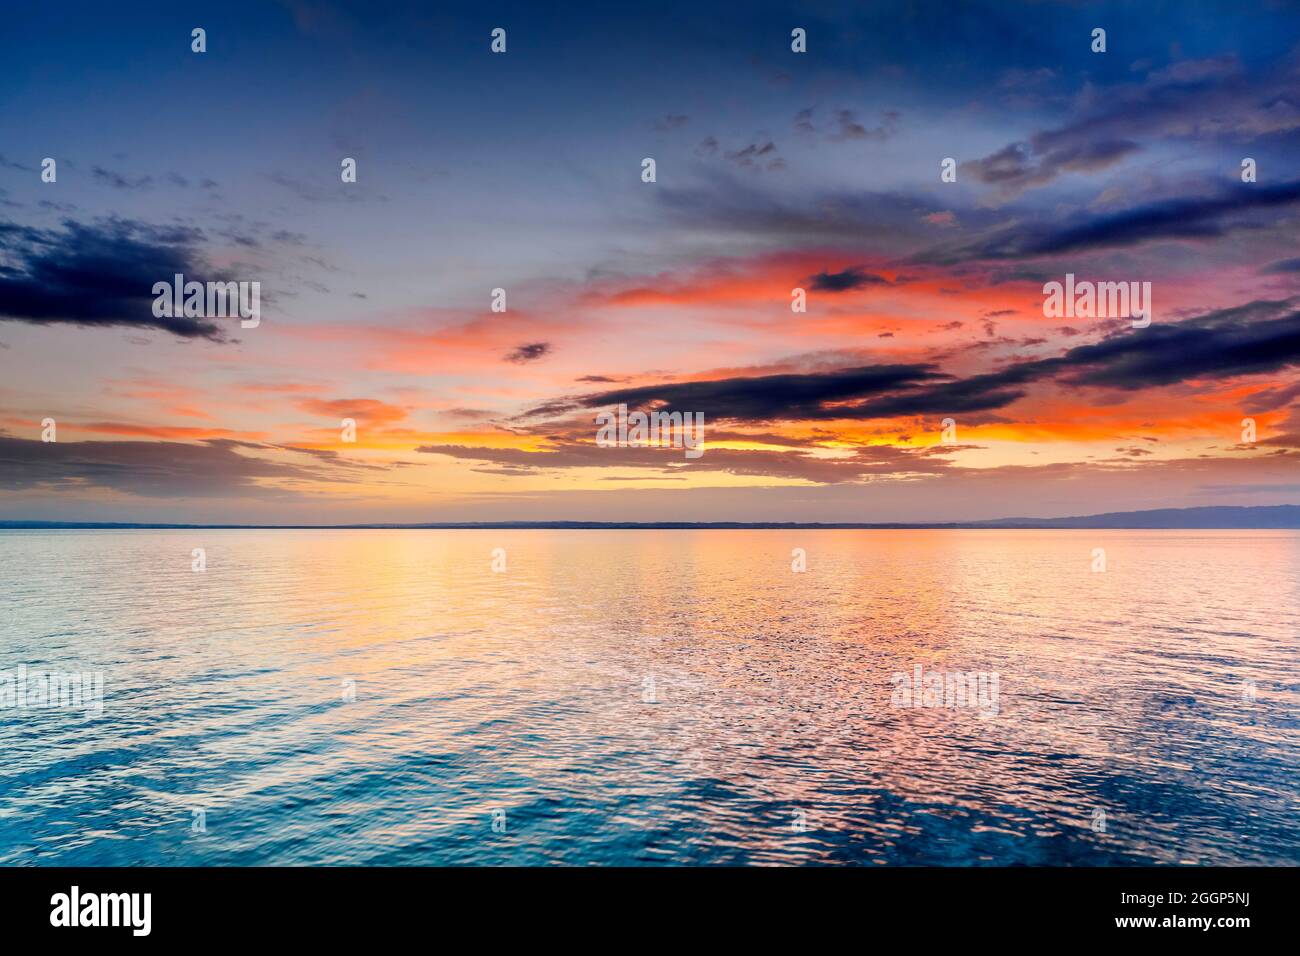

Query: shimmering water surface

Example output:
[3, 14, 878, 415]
[1, 529, 1297, 866]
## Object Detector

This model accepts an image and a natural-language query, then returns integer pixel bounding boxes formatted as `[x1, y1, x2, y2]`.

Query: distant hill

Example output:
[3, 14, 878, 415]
[2, 505, 1299, 530]
[968, 505, 1300, 529]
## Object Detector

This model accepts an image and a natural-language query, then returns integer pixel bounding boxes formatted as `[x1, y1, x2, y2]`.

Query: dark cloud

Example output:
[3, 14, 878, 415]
[723, 140, 783, 172]
[505, 342, 552, 363]
[850, 367, 1037, 418]
[515, 298, 1300, 428]
[570, 364, 945, 423]
[808, 266, 893, 292]
[1243, 380, 1300, 413]
[1263, 257, 1300, 274]
[863, 297, 1300, 414]
[1050, 297, 1300, 389]
[860, 298, 1300, 413]
[442, 407, 495, 420]
[0, 217, 242, 340]
[924, 180, 1300, 262]
[0, 436, 373, 498]
[1027, 180, 1300, 256]
[961, 139, 1140, 195]
[267, 444, 390, 471]
[417, 437, 963, 485]
[829, 109, 899, 142]
[964, 53, 1300, 198]
[1034, 54, 1300, 154]
[415, 438, 1300, 499]
[793, 107, 900, 143]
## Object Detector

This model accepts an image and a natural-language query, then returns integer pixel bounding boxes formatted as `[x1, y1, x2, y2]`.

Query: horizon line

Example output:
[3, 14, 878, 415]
[3, 504, 1299, 531]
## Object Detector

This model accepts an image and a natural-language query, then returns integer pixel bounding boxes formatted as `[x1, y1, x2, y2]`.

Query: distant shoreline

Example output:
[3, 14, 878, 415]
[3, 505, 1298, 530]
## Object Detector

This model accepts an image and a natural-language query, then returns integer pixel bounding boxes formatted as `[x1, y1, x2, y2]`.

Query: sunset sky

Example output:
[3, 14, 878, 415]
[2, 0, 1299, 523]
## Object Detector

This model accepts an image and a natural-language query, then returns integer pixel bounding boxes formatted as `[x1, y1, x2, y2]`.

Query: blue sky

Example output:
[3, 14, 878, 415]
[2, 0, 1300, 522]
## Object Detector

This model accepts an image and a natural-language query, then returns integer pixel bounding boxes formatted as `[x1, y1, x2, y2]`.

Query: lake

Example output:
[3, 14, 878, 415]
[1, 529, 1296, 865]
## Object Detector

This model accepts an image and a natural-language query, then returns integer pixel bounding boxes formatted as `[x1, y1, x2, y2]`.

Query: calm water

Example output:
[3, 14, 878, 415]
[0, 529, 1297, 866]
